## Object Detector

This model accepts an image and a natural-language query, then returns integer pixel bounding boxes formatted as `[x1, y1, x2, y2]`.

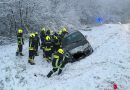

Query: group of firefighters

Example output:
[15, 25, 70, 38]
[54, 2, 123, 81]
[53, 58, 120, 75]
[16, 27, 69, 78]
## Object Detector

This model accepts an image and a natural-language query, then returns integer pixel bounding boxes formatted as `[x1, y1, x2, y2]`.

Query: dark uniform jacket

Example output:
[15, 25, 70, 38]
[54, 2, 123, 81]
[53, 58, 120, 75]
[40, 31, 46, 42]
[52, 52, 64, 68]
[29, 37, 36, 50]
[17, 33, 24, 45]
[35, 35, 40, 46]
[43, 40, 53, 51]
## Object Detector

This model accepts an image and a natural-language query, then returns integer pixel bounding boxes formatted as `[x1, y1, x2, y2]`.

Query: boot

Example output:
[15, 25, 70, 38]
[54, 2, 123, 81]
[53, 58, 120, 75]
[47, 71, 53, 78]
[20, 53, 24, 56]
[28, 59, 35, 65]
[58, 69, 62, 75]
[16, 52, 19, 56]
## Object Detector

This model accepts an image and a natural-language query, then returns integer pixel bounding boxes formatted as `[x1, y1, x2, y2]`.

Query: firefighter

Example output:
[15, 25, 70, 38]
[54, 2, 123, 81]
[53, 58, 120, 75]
[40, 27, 46, 49]
[52, 32, 61, 53]
[28, 33, 36, 65]
[47, 48, 69, 78]
[16, 28, 24, 56]
[58, 27, 68, 44]
[34, 32, 40, 56]
[43, 36, 53, 62]
[58, 27, 68, 38]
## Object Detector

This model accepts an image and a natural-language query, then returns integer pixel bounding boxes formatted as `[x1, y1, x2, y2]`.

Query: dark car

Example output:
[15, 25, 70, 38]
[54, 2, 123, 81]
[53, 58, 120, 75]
[62, 30, 93, 62]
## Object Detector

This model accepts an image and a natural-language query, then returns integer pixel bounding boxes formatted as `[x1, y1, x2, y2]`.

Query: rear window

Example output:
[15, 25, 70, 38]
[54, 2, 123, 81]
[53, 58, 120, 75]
[63, 31, 85, 46]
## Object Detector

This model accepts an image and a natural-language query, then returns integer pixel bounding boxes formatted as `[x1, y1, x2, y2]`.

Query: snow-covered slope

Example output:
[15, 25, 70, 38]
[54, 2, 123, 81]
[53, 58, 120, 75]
[0, 24, 130, 90]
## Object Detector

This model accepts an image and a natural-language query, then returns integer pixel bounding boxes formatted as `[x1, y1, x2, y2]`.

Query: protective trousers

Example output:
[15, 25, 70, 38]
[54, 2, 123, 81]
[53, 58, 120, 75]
[17, 45, 23, 53]
[44, 50, 52, 62]
[16, 45, 23, 56]
[47, 61, 66, 78]
[28, 50, 35, 65]
[35, 44, 39, 55]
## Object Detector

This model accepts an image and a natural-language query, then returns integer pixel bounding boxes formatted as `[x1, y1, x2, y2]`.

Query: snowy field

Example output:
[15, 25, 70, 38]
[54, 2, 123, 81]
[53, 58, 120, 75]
[0, 24, 130, 90]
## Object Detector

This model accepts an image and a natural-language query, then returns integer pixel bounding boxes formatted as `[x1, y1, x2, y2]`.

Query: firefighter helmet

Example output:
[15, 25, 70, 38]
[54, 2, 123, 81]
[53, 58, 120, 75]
[62, 27, 67, 32]
[58, 48, 64, 54]
[18, 28, 23, 33]
[30, 33, 35, 37]
[41, 27, 46, 31]
[45, 36, 51, 41]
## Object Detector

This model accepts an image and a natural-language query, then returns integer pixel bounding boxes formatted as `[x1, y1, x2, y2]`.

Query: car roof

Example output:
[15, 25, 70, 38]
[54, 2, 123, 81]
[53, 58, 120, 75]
[65, 30, 81, 37]
[68, 29, 79, 33]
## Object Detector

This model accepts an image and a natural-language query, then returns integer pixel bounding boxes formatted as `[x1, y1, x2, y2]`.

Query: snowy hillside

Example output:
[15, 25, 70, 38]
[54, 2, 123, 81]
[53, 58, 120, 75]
[0, 24, 130, 90]
[1, 0, 130, 37]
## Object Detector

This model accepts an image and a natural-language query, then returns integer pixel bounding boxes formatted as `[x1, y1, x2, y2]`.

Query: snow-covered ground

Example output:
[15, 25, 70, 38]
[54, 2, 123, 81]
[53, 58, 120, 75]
[0, 24, 130, 90]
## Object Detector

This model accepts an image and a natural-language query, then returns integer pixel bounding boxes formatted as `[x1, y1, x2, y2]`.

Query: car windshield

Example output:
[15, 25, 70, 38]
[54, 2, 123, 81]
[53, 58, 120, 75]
[63, 31, 85, 46]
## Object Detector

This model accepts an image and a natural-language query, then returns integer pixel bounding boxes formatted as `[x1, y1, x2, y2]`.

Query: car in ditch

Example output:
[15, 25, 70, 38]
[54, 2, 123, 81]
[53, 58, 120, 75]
[62, 30, 93, 62]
